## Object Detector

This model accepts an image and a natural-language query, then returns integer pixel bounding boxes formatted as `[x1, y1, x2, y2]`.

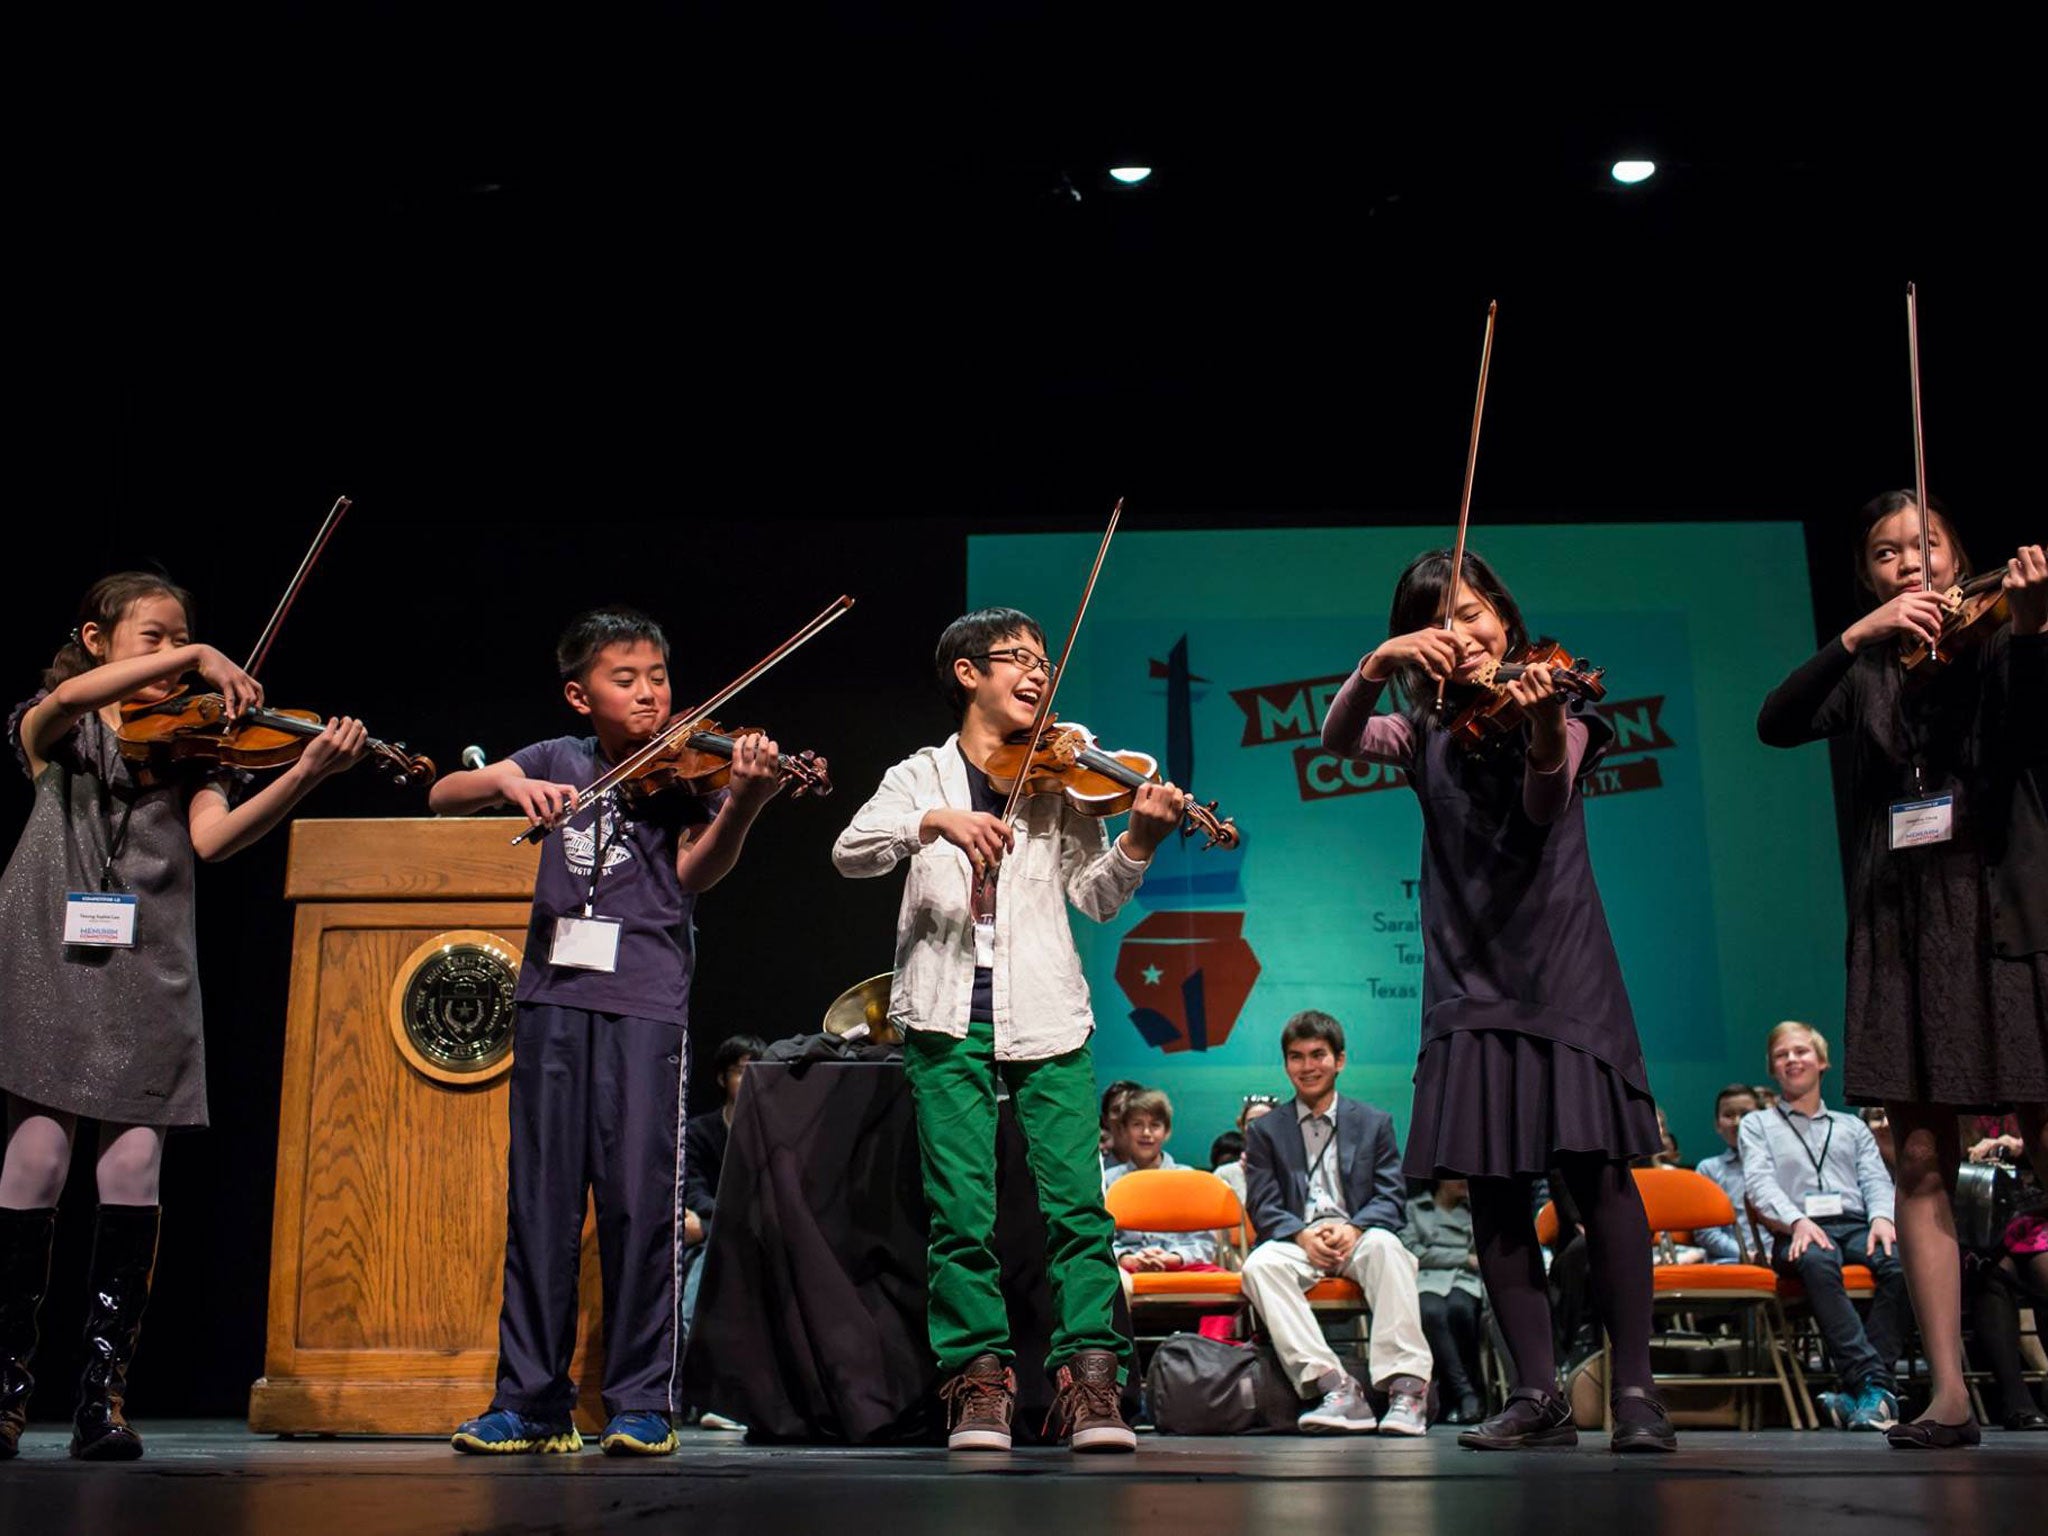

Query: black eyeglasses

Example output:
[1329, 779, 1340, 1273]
[971, 647, 1058, 680]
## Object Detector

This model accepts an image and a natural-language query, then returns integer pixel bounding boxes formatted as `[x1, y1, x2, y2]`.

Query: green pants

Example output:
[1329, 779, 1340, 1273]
[903, 1019, 1127, 1376]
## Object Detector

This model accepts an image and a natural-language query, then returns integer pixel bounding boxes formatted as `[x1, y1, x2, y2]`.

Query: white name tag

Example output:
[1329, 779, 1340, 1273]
[549, 915, 622, 972]
[1804, 1193, 1845, 1219]
[973, 915, 996, 969]
[64, 892, 138, 947]
[1889, 795, 1953, 850]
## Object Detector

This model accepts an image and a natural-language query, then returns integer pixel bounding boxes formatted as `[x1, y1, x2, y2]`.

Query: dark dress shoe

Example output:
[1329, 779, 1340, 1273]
[1609, 1386, 1677, 1453]
[1885, 1418, 1982, 1449]
[1458, 1387, 1577, 1450]
[1448, 1392, 1486, 1425]
[2003, 1408, 2048, 1432]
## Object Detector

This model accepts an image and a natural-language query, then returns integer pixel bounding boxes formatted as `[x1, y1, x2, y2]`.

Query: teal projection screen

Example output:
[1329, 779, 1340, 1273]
[966, 524, 1847, 1165]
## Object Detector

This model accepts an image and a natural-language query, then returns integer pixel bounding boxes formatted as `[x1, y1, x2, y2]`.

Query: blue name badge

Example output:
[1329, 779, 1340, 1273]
[1888, 795, 1954, 851]
[64, 892, 138, 947]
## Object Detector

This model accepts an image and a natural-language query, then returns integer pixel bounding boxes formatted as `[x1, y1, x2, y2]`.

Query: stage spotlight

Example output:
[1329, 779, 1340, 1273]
[1611, 160, 1657, 185]
[1109, 166, 1153, 185]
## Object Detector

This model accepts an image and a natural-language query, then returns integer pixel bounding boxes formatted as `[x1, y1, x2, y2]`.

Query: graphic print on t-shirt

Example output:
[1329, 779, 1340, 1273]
[562, 794, 634, 882]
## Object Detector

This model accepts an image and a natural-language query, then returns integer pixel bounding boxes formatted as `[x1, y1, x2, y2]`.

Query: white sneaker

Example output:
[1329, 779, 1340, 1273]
[1379, 1385, 1430, 1437]
[1298, 1376, 1378, 1434]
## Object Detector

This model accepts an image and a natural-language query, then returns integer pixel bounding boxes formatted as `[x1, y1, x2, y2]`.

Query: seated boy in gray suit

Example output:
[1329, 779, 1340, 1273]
[1242, 1010, 1433, 1435]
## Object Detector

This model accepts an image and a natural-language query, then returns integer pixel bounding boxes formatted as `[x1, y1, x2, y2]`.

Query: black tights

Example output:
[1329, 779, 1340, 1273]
[1971, 1252, 2048, 1418]
[1468, 1155, 1654, 1400]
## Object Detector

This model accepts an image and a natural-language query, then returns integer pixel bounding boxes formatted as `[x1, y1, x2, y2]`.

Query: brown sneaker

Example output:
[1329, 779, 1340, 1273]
[1049, 1349, 1136, 1453]
[939, 1353, 1015, 1451]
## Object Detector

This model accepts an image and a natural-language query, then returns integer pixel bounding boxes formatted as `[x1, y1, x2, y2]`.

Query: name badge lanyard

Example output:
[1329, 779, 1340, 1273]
[1776, 1105, 1836, 1194]
[1305, 1120, 1340, 1212]
[579, 790, 623, 918]
[94, 775, 139, 894]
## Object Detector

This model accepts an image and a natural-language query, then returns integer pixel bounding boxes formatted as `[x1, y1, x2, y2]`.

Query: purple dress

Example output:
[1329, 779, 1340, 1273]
[1322, 672, 1660, 1178]
[1758, 628, 2047, 1107]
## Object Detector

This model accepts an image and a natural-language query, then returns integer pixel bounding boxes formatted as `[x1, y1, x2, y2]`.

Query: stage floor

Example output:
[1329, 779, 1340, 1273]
[4, 1422, 2045, 1534]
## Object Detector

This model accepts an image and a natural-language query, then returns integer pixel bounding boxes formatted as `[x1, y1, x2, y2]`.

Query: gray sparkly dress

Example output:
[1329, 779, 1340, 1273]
[0, 692, 240, 1127]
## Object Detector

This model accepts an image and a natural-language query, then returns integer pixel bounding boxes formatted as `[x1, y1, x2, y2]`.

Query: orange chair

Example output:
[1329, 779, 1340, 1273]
[1538, 1167, 1808, 1429]
[1103, 1169, 1248, 1337]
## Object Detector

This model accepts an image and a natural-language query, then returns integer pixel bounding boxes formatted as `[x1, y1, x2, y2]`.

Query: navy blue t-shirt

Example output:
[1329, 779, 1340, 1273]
[509, 735, 724, 1025]
[960, 744, 998, 1025]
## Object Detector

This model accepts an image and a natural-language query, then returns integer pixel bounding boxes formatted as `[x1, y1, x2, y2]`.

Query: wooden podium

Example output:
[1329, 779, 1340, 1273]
[249, 818, 605, 1435]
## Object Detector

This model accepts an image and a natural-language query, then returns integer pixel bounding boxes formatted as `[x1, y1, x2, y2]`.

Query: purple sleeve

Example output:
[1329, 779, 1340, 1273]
[9, 690, 85, 780]
[1320, 669, 1416, 770]
[1522, 716, 1591, 825]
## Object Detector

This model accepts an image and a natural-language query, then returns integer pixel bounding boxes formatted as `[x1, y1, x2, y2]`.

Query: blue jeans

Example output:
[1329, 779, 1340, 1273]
[679, 1234, 708, 1338]
[1774, 1215, 1908, 1395]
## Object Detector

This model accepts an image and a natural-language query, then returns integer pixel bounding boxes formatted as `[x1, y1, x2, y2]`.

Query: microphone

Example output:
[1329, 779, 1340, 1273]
[461, 745, 488, 771]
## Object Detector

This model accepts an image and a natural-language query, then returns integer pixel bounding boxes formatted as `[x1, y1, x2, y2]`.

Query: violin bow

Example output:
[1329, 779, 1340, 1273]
[513, 594, 857, 844]
[992, 498, 1123, 833]
[244, 495, 352, 679]
[1906, 282, 1938, 660]
[1438, 302, 1498, 712]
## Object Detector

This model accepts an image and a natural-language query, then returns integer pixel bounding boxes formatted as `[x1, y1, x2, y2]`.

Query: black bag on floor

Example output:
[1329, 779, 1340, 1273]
[1144, 1333, 1297, 1435]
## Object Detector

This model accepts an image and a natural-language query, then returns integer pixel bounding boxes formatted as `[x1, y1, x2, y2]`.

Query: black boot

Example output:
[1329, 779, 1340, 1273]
[69, 1204, 159, 1462]
[1, 1207, 59, 1460]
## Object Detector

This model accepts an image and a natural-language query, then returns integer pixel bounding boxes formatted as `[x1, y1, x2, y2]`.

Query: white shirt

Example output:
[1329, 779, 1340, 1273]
[1297, 1099, 1348, 1227]
[831, 734, 1148, 1061]
[1739, 1098, 1896, 1229]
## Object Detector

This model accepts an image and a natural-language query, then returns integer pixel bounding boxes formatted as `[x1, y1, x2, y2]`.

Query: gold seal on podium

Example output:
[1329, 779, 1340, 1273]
[387, 930, 522, 1085]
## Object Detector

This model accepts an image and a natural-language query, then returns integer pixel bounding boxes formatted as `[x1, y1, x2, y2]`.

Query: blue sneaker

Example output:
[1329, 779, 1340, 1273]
[1817, 1390, 1852, 1428]
[600, 1410, 678, 1456]
[1845, 1384, 1899, 1431]
[450, 1408, 583, 1454]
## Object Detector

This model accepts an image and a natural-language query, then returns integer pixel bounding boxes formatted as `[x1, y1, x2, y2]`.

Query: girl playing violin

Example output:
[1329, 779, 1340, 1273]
[1320, 549, 1672, 1453]
[831, 607, 1186, 1454]
[1758, 494, 2047, 1448]
[0, 572, 365, 1462]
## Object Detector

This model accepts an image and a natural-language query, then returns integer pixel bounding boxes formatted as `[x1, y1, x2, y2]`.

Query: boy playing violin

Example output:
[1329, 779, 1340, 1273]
[433, 608, 789, 1457]
[831, 607, 1186, 1452]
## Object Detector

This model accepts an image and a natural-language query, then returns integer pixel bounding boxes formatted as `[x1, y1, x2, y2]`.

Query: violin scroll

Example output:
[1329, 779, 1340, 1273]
[1184, 799, 1240, 851]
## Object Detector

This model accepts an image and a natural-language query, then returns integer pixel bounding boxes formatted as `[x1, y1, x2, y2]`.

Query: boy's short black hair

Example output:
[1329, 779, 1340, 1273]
[712, 1034, 770, 1078]
[1280, 1009, 1346, 1057]
[1713, 1082, 1760, 1116]
[934, 607, 1049, 714]
[558, 606, 670, 684]
[1209, 1130, 1245, 1168]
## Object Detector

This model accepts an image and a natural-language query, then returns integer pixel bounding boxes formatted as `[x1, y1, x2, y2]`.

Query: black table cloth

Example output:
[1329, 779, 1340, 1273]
[679, 1059, 1136, 1444]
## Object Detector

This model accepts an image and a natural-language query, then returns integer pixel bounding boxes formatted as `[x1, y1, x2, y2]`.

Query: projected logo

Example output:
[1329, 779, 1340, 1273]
[1114, 638, 1262, 1055]
[1227, 672, 1679, 801]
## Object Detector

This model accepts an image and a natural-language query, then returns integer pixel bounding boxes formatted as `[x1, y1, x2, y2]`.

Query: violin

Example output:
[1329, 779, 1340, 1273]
[982, 716, 1239, 849]
[614, 718, 832, 807]
[116, 690, 434, 785]
[514, 596, 856, 844]
[1900, 569, 2010, 672]
[1443, 641, 1607, 752]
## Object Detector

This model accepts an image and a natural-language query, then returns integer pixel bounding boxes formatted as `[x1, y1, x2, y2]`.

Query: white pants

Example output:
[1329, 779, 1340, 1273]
[1240, 1227, 1433, 1394]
